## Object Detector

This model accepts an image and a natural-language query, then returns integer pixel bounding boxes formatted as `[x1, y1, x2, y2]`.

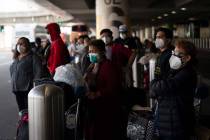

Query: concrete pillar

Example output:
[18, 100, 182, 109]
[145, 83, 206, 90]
[96, 0, 129, 39]
[145, 27, 153, 40]
[140, 28, 145, 42]
[151, 26, 155, 39]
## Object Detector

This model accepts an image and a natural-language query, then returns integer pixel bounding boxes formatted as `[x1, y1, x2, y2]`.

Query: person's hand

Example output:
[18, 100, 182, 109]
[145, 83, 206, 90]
[86, 91, 101, 100]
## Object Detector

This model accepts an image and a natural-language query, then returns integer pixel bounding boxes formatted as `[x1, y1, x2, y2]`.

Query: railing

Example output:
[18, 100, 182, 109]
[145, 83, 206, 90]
[184, 38, 210, 49]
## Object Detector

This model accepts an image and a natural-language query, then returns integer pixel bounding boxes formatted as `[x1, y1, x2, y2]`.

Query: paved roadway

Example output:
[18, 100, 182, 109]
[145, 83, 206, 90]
[0, 50, 17, 140]
[0, 48, 209, 139]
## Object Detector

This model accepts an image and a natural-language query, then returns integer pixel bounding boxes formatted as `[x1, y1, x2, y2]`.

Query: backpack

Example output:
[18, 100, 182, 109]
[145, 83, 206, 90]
[16, 110, 29, 140]
[53, 64, 86, 97]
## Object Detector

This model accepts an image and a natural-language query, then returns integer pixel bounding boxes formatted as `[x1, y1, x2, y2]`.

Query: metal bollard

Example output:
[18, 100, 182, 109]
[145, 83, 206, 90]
[209, 39, 210, 49]
[196, 39, 199, 48]
[28, 84, 64, 140]
[202, 39, 205, 49]
[149, 58, 156, 82]
[194, 39, 197, 48]
[149, 58, 156, 108]
[206, 38, 209, 49]
[200, 39, 203, 49]
[132, 56, 138, 88]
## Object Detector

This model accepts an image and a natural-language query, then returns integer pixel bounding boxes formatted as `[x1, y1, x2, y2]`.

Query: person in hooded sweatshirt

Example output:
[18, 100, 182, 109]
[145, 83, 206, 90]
[45, 22, 70, 75]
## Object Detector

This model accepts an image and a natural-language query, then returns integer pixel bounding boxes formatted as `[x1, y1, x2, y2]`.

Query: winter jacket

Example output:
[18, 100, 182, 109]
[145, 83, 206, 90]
[84, 59, 122, 140]
[46, 23, 70, 75]
[154, 49, 171, 80]
[10, 53, 42, 92]
[150, 63, 197, 138]
[115, 37, 138, 50]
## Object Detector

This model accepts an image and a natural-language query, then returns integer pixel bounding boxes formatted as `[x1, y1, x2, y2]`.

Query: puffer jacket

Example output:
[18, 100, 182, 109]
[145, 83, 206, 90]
[150, 63, 197, 138]
[154, 49, 171, 80]
[46, 23, 70, 75]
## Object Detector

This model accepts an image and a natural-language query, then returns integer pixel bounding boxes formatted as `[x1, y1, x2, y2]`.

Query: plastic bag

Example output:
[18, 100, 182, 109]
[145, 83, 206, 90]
[53, 64, 86, 96]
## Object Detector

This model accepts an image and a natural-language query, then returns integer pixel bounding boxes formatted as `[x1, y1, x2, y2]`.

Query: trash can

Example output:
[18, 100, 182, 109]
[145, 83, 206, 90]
[28, 84, 64, 140]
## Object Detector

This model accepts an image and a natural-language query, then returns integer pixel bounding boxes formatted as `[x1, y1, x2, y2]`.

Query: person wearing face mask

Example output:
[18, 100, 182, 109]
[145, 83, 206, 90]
[154, 27, 174, 80]
[150, 40, 197, 140]
[115, 24, 138, 50]
[72, 35, 87, 63]
[79, 35, 91, 75]
[10, 37, 43, 112]
[83, 39, 122, 140]
[100, 29, 114, 60]
[45, 22, 70, 75]
[100, 28, 135, 88]
[101, 28, 145, 138]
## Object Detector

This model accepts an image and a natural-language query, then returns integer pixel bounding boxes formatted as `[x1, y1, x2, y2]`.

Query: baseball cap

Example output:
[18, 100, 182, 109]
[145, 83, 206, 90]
[119, 24, 128, 33]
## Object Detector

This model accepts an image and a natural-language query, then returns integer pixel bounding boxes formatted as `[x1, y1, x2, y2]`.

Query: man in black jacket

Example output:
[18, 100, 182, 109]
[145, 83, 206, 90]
[154, 27, 174, 80]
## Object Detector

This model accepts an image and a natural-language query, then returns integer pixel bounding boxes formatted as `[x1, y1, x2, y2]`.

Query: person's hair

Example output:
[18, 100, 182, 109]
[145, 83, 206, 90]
[78, 35, 83, 40]
[89, 39, 106, 53]
[175, 40, 197, 65]
[83, 35, 90, 41]
[100, 29, 113, 36]
[13, 37, 31, 59]
[156, 27, 173, 39]
[144, 39, 150, 46]
[20, 37, 30, 47]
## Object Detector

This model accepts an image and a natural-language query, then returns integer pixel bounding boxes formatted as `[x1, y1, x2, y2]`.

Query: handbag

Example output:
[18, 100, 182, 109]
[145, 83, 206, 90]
[127, 109, 155, 140]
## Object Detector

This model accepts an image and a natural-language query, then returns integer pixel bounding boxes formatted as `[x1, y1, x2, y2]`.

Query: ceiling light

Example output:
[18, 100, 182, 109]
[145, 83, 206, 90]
[163, 14, 168, 17]
[189, 17, 196, 21]
[171, 11, 176, 14]
[181, 7, 187, 11]
[157, 16, 162, 19]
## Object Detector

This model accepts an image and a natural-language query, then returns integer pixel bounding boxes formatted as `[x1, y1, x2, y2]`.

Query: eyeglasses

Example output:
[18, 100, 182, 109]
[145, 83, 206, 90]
[172, 50, 186, 58]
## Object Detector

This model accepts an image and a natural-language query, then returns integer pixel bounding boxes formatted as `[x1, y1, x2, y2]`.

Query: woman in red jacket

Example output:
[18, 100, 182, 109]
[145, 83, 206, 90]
[84, 39, 123, 140]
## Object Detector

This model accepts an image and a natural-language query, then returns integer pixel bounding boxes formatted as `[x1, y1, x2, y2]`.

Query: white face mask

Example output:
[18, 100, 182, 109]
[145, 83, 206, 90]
[16, 45, 21, 53]
[120, 33, 127, 39]
[169, 55, 182, 70]
[155, 38, 165, 49]
[102, 37, 111, 45]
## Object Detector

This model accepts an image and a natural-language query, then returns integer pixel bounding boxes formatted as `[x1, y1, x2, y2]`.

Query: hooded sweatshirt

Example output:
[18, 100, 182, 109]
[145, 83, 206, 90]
[46, 23, 70, 75]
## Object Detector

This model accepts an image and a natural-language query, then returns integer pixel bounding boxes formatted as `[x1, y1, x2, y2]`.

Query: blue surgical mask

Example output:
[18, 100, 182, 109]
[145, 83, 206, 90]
[89, 53, 99, 63]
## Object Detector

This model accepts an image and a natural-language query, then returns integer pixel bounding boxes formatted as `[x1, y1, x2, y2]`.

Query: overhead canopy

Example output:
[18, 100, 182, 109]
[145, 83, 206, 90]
[0, 0, 210, 27]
